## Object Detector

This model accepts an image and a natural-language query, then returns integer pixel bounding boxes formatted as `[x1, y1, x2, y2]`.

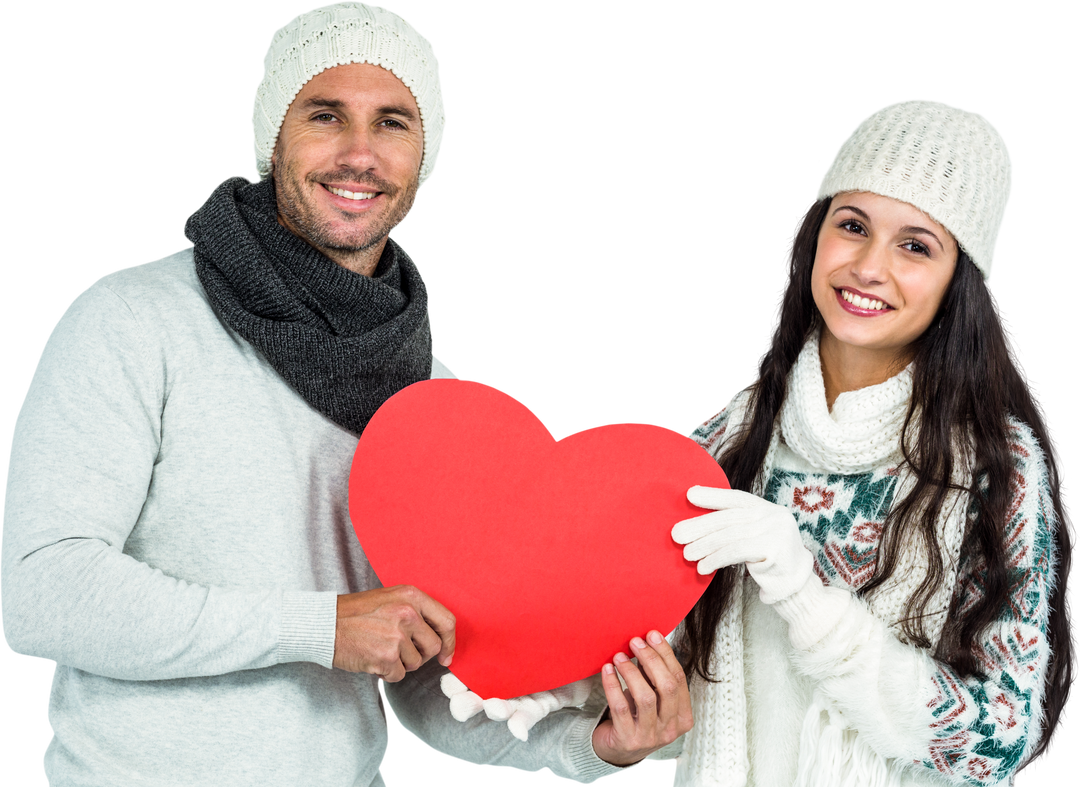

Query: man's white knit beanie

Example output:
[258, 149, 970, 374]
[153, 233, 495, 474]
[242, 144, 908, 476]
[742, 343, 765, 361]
[818, 101, 1009, 277]
[254, 3, 443, 184]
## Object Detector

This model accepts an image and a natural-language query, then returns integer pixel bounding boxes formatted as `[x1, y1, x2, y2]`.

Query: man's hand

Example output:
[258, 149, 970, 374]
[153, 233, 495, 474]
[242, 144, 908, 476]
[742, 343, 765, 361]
[333, 585, 456, 681]
[591, 630, 693, 766]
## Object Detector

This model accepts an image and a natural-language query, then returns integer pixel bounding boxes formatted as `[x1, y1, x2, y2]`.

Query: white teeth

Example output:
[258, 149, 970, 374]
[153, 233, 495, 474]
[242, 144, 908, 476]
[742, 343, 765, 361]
[328, 186, 376, 200]
[841, 289, 888, 311]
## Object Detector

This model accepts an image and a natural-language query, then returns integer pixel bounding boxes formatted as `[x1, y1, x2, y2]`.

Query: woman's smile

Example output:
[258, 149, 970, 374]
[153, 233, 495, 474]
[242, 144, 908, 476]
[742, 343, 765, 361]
[812, 191, 958, 380]
[835, 286, 893, 314]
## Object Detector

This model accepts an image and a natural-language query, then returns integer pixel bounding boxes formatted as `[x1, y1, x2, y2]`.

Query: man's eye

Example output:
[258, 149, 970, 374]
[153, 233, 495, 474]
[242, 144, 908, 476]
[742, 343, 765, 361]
[314, 113, 337, 122]
[380, 118, 404, 128]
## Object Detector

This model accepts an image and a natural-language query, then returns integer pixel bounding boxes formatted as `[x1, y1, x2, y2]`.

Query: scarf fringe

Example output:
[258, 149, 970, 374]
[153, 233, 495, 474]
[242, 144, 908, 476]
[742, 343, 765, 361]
[795, 696, 903, 787]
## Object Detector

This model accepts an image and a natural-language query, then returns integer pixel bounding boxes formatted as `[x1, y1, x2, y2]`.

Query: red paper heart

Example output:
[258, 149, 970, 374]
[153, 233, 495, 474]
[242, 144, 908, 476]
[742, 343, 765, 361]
[349, 380, 727, 698]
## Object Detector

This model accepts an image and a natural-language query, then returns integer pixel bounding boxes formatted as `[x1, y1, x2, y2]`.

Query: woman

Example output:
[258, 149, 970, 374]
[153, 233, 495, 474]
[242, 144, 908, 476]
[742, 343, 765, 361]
[671, 101, 1072, 786]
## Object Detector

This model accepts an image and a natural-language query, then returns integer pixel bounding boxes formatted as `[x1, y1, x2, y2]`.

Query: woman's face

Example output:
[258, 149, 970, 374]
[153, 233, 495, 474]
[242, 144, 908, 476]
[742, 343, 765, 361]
[811, 191, 959, 368]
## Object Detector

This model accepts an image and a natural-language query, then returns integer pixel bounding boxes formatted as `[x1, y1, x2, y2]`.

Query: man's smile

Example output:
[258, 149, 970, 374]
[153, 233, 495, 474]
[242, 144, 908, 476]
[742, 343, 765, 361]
[325, 184, 379, 201]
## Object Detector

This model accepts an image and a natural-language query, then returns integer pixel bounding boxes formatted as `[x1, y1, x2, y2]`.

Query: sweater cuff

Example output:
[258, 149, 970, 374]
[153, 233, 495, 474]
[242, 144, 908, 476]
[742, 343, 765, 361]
[277, 590, 338, 668]
[770, 573, 853, 650]
[562, 709, 632, 779]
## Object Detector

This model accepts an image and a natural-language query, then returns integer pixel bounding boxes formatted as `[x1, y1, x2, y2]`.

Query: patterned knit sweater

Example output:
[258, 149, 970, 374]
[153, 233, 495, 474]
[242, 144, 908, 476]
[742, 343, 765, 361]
[689, 404, 1056, 786]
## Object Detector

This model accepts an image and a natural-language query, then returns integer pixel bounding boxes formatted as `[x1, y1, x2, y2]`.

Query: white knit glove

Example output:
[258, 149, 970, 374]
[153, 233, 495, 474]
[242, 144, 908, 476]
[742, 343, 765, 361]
[440, 672, 596, 742]
[672, 485, 815, 604]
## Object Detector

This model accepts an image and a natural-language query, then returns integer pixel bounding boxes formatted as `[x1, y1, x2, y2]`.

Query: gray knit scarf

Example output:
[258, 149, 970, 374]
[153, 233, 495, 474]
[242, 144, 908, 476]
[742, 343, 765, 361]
[186, 177, 432, 436]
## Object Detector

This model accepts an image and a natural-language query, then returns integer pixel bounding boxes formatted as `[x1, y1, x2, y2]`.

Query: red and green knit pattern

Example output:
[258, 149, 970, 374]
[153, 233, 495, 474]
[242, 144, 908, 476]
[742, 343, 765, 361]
[692, 413, 1054, 786]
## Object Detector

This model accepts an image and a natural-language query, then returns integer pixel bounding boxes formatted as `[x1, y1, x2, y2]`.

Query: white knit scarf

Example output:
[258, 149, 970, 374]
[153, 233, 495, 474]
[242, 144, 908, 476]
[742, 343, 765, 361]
[676, 332, 969, 787]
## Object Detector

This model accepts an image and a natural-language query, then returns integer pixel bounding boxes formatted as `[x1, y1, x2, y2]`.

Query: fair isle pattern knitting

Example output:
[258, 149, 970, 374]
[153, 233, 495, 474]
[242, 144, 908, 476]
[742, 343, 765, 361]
[763, 468, 900, 591]
[254, 3, 444, 182]
[690, 407, 1054, 786]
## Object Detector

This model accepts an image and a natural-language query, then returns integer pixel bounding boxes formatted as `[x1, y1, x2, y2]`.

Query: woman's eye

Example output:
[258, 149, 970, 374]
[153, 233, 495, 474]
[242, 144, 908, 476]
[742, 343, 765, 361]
[903, 239, 930, 256]
[839, 219, 866, 235]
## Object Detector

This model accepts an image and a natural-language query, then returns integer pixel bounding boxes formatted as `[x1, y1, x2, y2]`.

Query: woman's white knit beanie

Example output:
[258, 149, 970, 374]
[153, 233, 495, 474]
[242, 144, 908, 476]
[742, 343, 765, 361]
[254, 3, 443, 184]
[818, 101, 1009, 277]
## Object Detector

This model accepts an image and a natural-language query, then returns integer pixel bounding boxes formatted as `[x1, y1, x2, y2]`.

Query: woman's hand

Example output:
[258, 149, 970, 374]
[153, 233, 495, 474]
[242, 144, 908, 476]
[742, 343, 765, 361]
[441, 672, 596, 741]
[591, 630, 694, 766]
[672, 485, 815, 604]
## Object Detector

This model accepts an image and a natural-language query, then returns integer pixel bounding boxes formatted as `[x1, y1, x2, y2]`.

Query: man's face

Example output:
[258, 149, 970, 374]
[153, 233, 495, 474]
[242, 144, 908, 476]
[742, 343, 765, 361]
[272, 63, 424, 268]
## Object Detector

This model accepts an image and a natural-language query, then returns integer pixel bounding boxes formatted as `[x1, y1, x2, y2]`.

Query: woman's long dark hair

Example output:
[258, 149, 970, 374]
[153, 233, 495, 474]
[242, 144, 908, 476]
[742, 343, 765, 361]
[680, 197, 1073, 765]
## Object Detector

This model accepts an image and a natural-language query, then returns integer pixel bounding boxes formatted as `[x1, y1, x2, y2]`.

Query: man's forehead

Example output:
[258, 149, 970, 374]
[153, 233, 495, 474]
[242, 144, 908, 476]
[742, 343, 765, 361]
[290, 62, 417, 112]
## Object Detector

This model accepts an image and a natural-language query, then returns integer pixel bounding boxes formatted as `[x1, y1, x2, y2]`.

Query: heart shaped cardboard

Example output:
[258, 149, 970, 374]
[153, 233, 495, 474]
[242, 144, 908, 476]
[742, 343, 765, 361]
[349, 379, 727, 698]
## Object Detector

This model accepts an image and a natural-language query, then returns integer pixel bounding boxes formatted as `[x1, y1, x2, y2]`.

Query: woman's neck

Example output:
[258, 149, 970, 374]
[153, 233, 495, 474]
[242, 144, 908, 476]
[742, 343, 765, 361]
[818, 328, 912, 410]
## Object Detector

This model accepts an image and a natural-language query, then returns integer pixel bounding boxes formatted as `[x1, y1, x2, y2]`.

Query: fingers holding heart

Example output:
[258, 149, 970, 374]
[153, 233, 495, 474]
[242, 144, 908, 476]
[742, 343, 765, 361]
[628, 632, 692, 742]
[609, 653, 656, 735]
[686, 485, 761, 511]
[591, 631, 693, 766]
[333, 585, 457, 680]
[672, 510, 767, 573]
[677, 484, 818, 605]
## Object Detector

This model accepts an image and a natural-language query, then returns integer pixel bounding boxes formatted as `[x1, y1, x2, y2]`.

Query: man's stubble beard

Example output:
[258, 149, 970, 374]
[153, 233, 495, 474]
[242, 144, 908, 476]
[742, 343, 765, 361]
[273, 155, 419, 258]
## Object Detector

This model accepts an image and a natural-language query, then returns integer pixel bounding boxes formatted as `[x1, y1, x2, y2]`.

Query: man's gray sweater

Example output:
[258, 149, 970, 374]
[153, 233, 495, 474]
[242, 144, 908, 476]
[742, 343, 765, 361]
[2, 250, 616, 786]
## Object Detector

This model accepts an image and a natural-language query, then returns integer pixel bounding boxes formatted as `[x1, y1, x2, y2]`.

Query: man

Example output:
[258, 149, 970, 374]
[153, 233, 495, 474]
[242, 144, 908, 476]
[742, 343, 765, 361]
[2, 4, 689, 785]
